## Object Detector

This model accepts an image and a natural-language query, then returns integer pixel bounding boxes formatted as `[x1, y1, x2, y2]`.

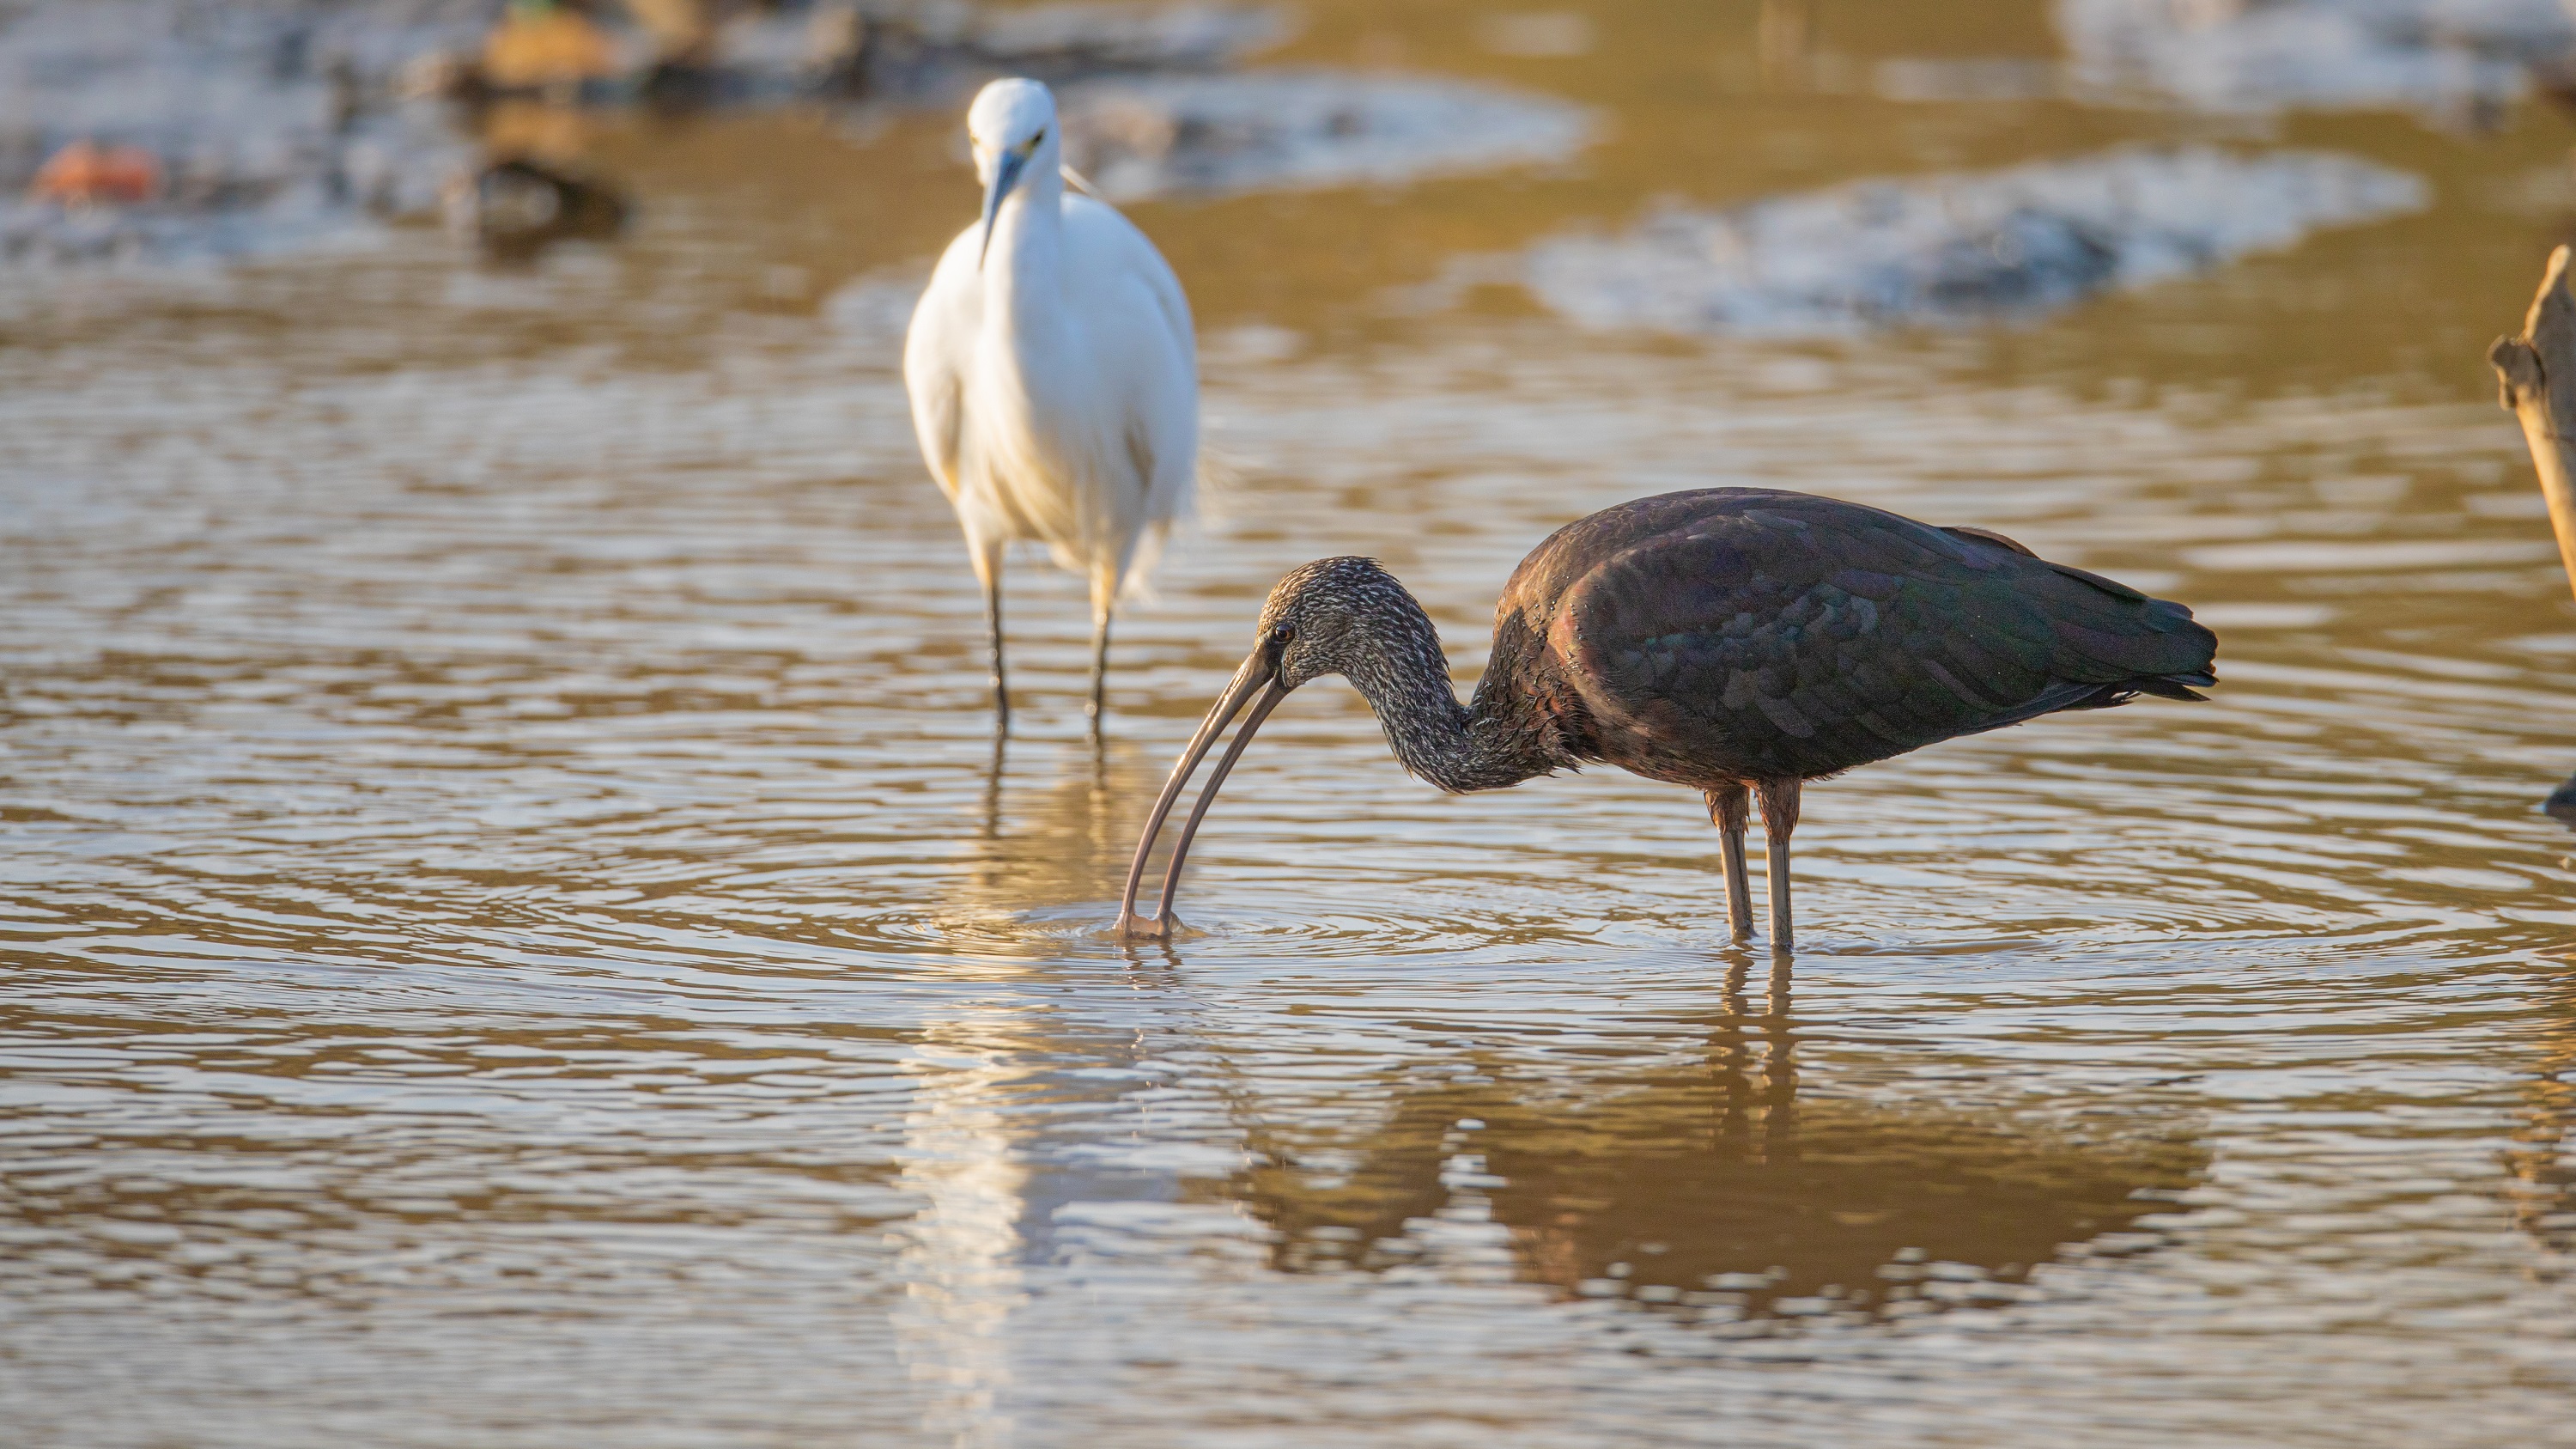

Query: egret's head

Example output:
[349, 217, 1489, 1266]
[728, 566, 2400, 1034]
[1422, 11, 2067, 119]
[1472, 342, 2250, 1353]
[967, 78, 1059, 265]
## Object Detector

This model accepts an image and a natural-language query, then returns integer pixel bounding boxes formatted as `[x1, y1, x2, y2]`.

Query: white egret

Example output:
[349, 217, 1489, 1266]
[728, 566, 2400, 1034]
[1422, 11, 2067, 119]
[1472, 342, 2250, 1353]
[903, 77, 1200, 732]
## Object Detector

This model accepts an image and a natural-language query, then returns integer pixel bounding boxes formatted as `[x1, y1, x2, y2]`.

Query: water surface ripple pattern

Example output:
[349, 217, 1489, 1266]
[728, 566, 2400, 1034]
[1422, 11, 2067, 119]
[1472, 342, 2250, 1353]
[4, 9, 2576, 1445]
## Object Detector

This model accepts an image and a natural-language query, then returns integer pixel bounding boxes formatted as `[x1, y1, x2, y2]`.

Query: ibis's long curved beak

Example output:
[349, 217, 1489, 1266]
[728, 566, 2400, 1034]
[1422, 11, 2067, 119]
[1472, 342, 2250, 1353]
[977, 147, 1032, 270]
[1115, 646, 1292, 941]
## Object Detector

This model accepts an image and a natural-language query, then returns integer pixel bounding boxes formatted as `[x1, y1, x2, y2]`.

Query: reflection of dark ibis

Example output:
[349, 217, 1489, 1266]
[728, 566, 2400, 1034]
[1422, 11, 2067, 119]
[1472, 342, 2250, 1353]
[1118, 488, 2218, 952]
[1206, 966, 2206, 1317]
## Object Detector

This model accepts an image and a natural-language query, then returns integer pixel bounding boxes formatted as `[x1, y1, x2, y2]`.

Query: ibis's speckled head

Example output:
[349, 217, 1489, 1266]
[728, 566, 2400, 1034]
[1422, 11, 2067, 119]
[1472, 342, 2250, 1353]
[1255, 556, 1443, 691]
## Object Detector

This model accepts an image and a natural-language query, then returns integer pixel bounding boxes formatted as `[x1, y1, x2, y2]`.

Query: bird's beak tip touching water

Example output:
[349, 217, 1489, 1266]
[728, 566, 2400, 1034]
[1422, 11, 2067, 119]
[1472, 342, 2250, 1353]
[1114, 647, 1293, 942]
[976, 147, 1032, 271]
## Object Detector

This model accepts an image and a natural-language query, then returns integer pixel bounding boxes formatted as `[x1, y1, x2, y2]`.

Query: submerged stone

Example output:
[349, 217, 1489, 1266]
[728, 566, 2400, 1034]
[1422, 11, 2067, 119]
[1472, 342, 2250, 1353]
[1517, 145, 2427, 337]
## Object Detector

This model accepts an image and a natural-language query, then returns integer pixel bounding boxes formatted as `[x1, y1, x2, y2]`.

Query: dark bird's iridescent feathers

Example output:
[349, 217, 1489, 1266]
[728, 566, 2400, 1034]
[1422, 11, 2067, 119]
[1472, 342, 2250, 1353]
[1496, 489, 2216, 785]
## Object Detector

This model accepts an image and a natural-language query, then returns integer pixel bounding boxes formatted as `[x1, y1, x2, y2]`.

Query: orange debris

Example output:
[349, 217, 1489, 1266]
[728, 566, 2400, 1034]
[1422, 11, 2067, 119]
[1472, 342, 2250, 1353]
[482, 6, 620, 91]
[29, 140, 163, 205]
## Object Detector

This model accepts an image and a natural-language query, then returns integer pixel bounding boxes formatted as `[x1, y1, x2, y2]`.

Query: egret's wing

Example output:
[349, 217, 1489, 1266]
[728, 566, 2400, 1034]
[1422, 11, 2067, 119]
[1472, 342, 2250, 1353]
[1549, 490, 2216, 780]
[1060, 195, 1199, 542]
[902, 228, 987, 505]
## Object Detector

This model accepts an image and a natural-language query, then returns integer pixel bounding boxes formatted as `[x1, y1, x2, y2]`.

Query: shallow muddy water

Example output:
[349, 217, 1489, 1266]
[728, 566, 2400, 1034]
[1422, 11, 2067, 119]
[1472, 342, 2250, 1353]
[5, 2, 2576, 1446]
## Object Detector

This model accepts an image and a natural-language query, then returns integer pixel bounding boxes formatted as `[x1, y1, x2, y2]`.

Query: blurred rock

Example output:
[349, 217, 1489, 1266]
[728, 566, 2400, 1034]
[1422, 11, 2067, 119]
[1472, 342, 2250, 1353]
[443, 154, 629, 260]
[1517, 145, 2427, 336]
[802, 3, 872, 96]
[482, 1, 625, 96]
[1058, 70, 1592, 200]
[0, 0, 1286, 271]
[975, 3, 1281, 72]
[623, 0, 718, 65]
[2057, 0, 2576, 116]
[2547, 772, 2576, 823]
[0, 0, 484, 267]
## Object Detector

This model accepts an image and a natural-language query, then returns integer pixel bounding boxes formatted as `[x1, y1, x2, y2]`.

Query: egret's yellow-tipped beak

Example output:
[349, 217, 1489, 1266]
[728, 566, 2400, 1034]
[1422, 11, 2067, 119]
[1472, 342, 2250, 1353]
[1115, 646, 1293, 941]
[977, 145, 1033, 270]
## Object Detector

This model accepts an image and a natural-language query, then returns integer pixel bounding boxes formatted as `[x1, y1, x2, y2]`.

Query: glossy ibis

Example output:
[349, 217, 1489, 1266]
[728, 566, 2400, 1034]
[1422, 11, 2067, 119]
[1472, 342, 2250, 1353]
[906, 77, 1200, 734]
[1115, 488, 2217, 952]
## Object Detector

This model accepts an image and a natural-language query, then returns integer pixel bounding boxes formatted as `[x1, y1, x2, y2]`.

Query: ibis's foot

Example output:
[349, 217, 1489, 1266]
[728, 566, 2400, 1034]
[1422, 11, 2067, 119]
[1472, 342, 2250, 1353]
[1115, 910, 1177, 942]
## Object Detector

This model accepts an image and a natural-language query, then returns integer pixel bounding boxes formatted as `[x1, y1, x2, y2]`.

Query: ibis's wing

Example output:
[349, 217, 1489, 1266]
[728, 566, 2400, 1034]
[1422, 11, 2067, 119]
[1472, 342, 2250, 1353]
[902, 228, 987, 505]
[1552, 492, 2215, 780]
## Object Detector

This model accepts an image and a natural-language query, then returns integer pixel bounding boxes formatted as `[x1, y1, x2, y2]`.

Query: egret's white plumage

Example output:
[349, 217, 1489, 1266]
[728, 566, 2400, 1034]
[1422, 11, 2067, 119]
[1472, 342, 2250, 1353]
[904, 77, 1199, 729]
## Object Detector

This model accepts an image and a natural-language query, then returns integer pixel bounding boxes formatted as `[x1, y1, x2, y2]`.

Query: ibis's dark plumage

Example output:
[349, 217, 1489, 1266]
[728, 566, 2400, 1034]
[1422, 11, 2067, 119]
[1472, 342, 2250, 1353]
[1115, 488, 2218, 951]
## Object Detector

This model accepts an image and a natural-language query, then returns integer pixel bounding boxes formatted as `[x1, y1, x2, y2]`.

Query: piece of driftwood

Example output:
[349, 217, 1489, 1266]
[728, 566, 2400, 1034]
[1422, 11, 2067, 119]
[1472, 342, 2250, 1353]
[2488, 246, 2576, 819]
[2488, 244, 2576, 601]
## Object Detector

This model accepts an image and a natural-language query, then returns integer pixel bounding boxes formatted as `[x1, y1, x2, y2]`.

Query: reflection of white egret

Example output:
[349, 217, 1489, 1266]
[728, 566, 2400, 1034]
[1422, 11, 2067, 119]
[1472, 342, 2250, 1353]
[895, 1015, 1031, 1449]
[904, 77, 1200, 734]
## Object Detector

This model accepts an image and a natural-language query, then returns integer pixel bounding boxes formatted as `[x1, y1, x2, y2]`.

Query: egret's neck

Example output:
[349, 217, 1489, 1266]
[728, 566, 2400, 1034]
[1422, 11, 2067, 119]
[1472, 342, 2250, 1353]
[1344, 594, 1563, 795]
[982, 158, 1066, 332]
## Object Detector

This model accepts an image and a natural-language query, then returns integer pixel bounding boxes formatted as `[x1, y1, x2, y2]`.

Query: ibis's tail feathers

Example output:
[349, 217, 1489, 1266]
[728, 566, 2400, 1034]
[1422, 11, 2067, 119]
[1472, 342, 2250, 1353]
[2132, 675, 2214, 702]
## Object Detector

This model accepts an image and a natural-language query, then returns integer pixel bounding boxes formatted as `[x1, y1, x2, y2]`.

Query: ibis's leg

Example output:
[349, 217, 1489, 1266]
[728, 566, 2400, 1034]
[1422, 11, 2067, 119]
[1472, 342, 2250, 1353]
[1755, 777, 1801, 955]
[969, 537, 1010, 729]
[1704, 785, 1753, 941]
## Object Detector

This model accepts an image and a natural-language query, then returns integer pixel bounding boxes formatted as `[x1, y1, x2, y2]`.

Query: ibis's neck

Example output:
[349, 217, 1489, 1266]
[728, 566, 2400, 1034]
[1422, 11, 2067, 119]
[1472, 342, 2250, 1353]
[1345, 599, 1562, 795]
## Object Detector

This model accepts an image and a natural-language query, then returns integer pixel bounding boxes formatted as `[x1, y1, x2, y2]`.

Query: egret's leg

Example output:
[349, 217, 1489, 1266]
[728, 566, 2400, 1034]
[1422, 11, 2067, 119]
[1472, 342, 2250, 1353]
[1087, 610, 1112, 735]
[987, 577, 1011, 728]
[969, 537, 1010, 729]
[979, 727, 1005, 842]
[1704, 785, 1753, 941]
[1086, 559, 1121, 736]
[1755, 777, 1801, 956]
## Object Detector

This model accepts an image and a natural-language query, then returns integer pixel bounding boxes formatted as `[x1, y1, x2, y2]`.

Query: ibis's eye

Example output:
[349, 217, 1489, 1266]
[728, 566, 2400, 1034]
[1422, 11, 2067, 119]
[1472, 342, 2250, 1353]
[1268, 624, 1294, 645]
